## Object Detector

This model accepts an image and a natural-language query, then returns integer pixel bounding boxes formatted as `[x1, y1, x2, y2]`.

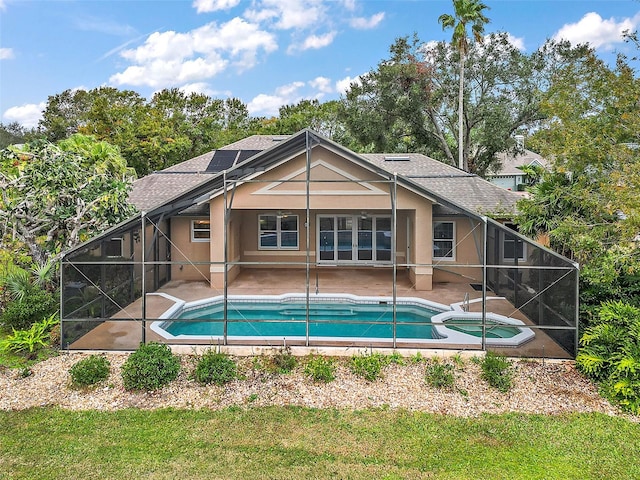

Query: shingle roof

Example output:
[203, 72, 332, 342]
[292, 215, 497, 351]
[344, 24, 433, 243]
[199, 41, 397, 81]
[128, 134, 521, 215]
[489, 149, 548, 176]
[363, 153, 521, 215]
[128, 136, 290, 211]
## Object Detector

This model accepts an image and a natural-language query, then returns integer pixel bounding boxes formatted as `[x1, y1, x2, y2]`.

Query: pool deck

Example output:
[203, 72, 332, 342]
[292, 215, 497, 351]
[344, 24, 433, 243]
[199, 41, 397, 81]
[66, 268, 573, 358]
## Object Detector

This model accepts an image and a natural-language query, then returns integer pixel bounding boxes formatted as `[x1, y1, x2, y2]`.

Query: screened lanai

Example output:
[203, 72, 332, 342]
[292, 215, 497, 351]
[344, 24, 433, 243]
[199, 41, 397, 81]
[60, 130, 579, 358]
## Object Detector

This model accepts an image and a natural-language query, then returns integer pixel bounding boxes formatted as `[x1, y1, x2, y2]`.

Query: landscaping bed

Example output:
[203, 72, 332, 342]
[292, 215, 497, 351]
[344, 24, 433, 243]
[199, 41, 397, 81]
[0, 351, 627, 417]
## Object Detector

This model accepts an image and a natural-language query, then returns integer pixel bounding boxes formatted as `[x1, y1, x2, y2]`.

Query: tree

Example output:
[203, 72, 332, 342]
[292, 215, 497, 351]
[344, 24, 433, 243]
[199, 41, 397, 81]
[274, 99, 344, 137]
[517, 49, 640, 321]
[340, 33, 567, 176]
[39, 89, 93, 142]
[0, 135, 137, 265]
[438, 0, 490, 171]
[38, 87, 261, 176]
[0, 122, 40, 149]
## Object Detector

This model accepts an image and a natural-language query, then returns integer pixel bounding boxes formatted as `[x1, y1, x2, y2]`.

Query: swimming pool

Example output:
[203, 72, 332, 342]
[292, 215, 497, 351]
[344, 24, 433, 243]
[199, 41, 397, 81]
[150, 293, 535, 347]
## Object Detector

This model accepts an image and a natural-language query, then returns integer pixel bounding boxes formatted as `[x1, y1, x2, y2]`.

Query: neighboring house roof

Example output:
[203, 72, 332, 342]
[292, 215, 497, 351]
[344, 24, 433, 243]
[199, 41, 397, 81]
[128, 133, 521, 216]
[489, 149, 548, 177]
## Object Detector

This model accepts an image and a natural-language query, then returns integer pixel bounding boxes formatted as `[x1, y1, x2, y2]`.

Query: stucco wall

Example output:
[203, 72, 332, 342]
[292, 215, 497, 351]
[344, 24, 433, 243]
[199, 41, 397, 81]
[170, 216, 210, 281]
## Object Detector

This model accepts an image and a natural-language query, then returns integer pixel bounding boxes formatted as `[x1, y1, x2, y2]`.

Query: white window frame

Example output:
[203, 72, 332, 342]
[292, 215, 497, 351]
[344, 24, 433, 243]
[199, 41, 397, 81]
[433, 221, 455, 261]
[502, 223, 526, 261]
[315, 214, 392, 264]
[191, 219, 210, 242]
[258, 214, 299, 250]
[105, 237, 124, 258]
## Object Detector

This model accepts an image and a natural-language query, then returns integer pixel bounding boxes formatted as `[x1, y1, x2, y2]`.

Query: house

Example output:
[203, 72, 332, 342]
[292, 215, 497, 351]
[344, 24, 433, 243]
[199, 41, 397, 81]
[61, 129, 578, 357]
[127, 130, 524, 291]
[486, 148, 548, 191]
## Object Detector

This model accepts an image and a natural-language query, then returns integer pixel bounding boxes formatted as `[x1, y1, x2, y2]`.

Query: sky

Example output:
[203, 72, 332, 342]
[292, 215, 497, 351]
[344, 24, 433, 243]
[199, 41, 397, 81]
[1, 0, 639, 128]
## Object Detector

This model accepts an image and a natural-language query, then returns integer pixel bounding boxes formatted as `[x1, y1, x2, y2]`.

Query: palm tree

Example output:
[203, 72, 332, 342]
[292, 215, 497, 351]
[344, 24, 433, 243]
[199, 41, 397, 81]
[438, 0, 490, 171]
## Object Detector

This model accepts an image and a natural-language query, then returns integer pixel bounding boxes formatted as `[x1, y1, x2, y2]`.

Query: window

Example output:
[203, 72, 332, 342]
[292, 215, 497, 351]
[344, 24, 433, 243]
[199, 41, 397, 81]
[105, 237, 124, 257]
[433, 222, 455, 260]
[503, 223, 525, 261]
[259, 214, 298, 249]
[191, 219, 210, 242]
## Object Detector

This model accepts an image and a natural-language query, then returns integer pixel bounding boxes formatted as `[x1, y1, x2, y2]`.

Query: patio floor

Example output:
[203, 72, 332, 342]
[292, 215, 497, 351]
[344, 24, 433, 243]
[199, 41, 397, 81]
[66, 268, 573, 358]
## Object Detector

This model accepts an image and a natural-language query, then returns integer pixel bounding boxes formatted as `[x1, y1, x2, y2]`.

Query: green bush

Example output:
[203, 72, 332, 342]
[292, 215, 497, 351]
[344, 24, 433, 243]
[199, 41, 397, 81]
[480, 351, 514, 393]
[270, 346, 297, 373]
[0, 314, 59, 356]
[349, 352, 390, 382]
[1, 289, 58, 331]
[425, 361, 455, 389]
[193, 350, 237, 385]
[577, 300, 640, 414]
[121, 343, 180, 391]
[69, 355, 111, 387]
[304, 355, 336, 383]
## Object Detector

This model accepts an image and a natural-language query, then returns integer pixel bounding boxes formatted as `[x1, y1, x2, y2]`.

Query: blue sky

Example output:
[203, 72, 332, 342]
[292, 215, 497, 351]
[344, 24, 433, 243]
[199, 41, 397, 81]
[1, 0, 639, 128]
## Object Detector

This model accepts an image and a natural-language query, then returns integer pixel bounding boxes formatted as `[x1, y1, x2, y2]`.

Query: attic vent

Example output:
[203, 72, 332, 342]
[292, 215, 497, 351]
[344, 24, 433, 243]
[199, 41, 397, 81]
[384, 155, 410, 162]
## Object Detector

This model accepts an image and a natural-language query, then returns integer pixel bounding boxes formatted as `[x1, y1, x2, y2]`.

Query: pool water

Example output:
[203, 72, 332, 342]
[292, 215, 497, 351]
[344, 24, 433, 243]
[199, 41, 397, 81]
[444, 319, 522, 339]
[166, 301, 440, 340]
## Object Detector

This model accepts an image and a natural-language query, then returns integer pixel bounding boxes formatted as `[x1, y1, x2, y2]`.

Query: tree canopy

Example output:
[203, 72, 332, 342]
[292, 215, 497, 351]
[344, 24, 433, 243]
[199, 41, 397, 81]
[339, 33, 586, 176]
[0, 135, 137, 265]
[517, 47, 640, 319]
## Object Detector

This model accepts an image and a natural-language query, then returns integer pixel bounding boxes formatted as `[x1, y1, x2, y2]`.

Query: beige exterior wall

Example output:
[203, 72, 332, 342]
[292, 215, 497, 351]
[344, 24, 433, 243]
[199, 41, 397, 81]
[432, 216, 483, 284]
[162, 145, 490, 292]
[170, 216, 210, 281]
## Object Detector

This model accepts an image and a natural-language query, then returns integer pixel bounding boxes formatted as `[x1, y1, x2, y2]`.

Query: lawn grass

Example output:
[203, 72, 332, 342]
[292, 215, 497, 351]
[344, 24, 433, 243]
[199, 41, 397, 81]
[1, 407, 638, 479]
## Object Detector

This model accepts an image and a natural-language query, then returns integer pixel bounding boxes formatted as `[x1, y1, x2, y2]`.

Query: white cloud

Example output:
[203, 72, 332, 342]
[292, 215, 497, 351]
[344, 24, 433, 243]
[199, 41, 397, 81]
[111, 56, 228, 88]
[309, 76, 333, 93]
[505, 33, 525, 51]
[193, 0, 240, 14]
[341, 0, 356, 11]
[350, 12, 385, 30]
[0, 48, 14, 60]
[3, 102, 46, 128]
[179, 82, 216, 96]
[244, 0, 327, 30]
[335, 75, 361, 95]
[247, 81, 306, 115]
[110, 18, 277, 88]
[553, 12, 640, 50]
[120, 30, 194, 63]
[288, 31, 336, 53]
[0, 0, 6, 10]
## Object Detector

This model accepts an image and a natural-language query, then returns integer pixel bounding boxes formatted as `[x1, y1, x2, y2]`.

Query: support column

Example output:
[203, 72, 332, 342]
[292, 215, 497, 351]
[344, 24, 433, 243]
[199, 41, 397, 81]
[412, 203, 433, 291]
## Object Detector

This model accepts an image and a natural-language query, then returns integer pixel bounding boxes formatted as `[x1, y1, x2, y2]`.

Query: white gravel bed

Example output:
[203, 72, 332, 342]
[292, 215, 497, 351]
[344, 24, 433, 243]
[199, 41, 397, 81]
[0, 352, 630, 418]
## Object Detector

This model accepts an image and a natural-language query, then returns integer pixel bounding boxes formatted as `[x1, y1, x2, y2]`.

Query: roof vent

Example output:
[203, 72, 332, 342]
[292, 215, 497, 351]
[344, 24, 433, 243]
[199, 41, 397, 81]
[384, 155, 410, 162]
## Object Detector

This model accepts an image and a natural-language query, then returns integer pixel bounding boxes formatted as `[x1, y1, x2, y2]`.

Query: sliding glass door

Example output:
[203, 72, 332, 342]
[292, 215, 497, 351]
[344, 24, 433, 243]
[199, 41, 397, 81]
[317, 215, 391, 264]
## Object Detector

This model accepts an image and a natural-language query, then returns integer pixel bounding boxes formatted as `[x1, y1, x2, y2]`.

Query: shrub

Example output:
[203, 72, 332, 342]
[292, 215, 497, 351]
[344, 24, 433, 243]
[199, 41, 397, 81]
[425, 361, 455, 389]
[349, 352, 390, 382]
[410, 352, 426, 364]
[121, 343, 180, 391]
[480, 351, 514, 393]
[576, 300, 640, 414]
[69, 355, 110, 387]
[194, 350, 237, 385]
[304, 355, 336, 383]
[0, 313, 59, 356]
[1, 289, 58, 331]
[269, 346, 297, 374]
